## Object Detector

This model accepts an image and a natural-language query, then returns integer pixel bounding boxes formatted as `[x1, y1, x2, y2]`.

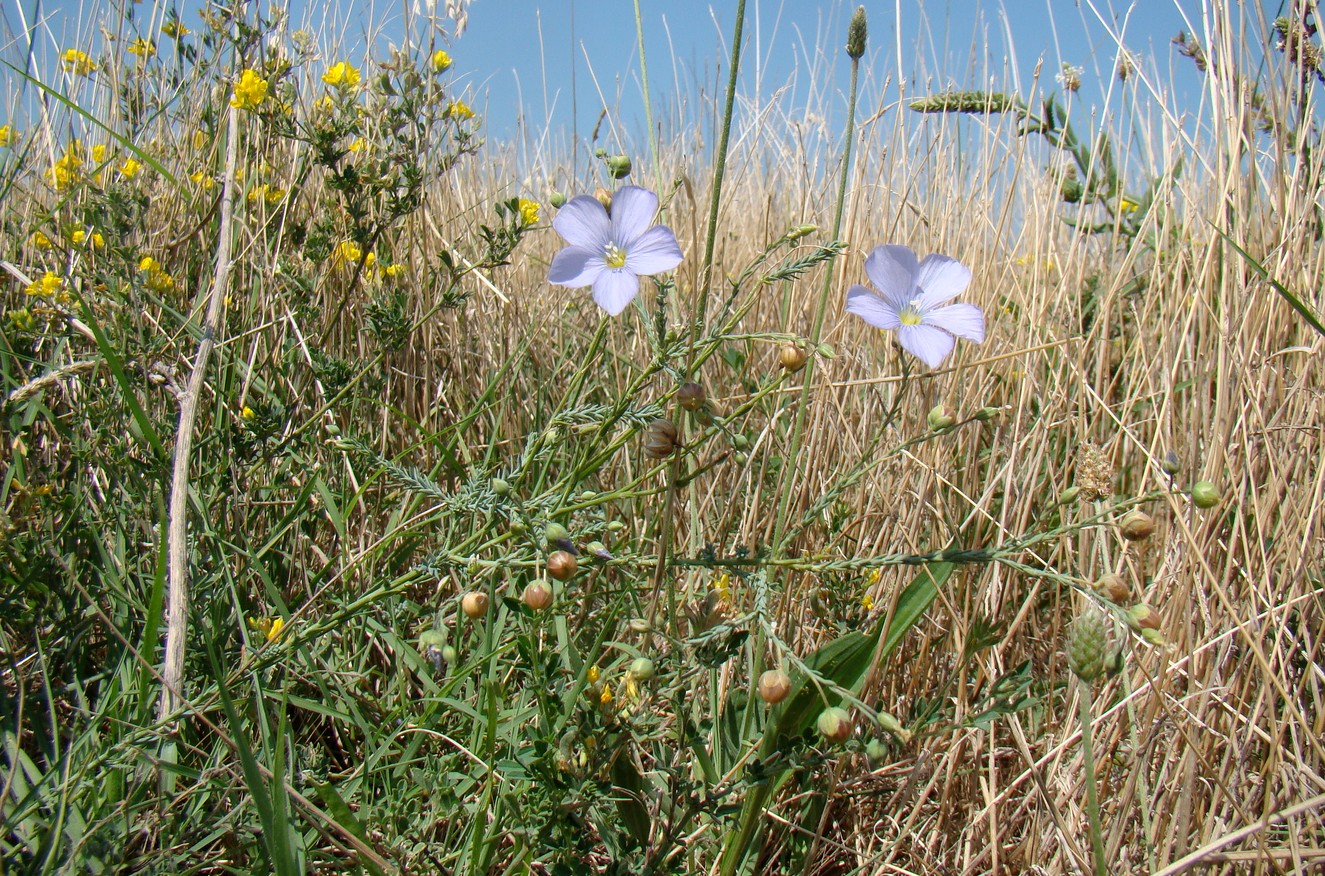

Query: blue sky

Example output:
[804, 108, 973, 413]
[1, 0, 1293, 144]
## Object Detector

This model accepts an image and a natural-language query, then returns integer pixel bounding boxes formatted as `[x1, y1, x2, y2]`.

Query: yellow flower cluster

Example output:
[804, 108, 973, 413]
[518, 199, 540, 226]
[247, 182, 285, 206]
[446, 100, 475, 121]
[431, 50, 452, 73]
[70, 228, 105, 248]
[162, 20, 189, 38]
[231, 69, 269, 110]
[61, 48, 95, 75]
[139, 256, 176, 293]
[322, 61, 361, 90]
[0, 125, 16, 147]
[190, 170, 215, 189]
[119, 158, 143, 179]
[30, 230, 53, 249]
[246, 616, 285, 643]
[127, 38, 155, 59]
[26, 271, 65, 299]
[48, 142, 84, 190]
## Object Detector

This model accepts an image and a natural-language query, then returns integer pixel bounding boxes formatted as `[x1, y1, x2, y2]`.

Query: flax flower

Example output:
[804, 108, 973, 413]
[845, 244, 985, 368]
[547, 186, 683, 316]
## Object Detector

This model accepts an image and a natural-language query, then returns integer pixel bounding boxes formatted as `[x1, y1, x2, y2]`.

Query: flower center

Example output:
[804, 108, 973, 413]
[604, 242, 628, 269]
[899, 297, 924, 326]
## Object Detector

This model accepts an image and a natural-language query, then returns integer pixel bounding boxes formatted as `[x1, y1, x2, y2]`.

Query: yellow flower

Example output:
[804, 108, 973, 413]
[162, 20, 190, 38]
[240, 405, 255, 420]
[599, 686, 613, 705]
[246, 615, 285, 642]
[190, 170, 215, 189]
[8, 308, 36, 332]
[334, 240, 373, 268]
[70, 229, 86, 245]
[349, 137, 365, 153]
[25, 271, 64, 298]
[383, 263, 405, 278]
[119, 158, 142, 179]
[866, 568, 882, 586]
[127, 38, 155, 58]
[1119, 198, 1140, 213]
[30, 231, 53, 249]
[586, 665, 600, 684]
[0, 125, 16, 147]
[231, 69, 269, 110]
[91, 143, 107, 163]
[446, 100, 475, 121]
[431, 49, 452, 73]
[322, 61, 361, 89]
[139, 255, 160, 273]
[61, 48, 95, 75]
[91, 231, 105, 248]
[192, 130, 208, 151]
[518, 198, 540, 226]
[248, 183, 284, 205]
[861, 593, 875, 611]
[48, 144, 84, 190]
[139, 256, 176, 293]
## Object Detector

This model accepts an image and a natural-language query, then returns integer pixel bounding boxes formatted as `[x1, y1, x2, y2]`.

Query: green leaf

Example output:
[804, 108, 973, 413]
[1213, 226, 1325, 338]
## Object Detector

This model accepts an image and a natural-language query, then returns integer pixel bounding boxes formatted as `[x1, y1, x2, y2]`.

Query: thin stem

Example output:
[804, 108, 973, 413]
[1077, 677, 1108, 876]
[158, 84, 242, 726]
[632, 0, 661, 191]
[772, 46, 862, 553]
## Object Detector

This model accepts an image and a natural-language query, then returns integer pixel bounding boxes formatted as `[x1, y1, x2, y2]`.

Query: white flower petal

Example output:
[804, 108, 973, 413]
[896, 324, 956, 368]
[925, 302, 985, 343]
[864, 245, 919, 308]
[845, 285, 902, 330]
[624, 225, 683, 275]
[914, 254, 972, 309]
[548, 247, 604, 288]
[552, 196, 612, 249]
[591, 268, 640, 315]
[610, 185, 658, 246]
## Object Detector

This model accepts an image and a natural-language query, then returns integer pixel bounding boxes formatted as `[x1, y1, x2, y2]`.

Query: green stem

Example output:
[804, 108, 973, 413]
[1077, 678, 1108, 876]
[632, 0, 661, 191]
[772, 49, 862, 553]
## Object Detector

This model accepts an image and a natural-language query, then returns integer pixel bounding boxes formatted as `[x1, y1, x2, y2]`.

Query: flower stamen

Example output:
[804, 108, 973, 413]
[603, 243, 628, 269]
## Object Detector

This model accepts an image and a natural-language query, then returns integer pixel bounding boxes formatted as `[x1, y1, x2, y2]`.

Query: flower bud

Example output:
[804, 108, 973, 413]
[1119, 509, 1155, 541]
[1126, 603, 1161, 634]
[627, 617, 652, 633]
[441, 645, 457, 664]
[629, 657, 655, 680]
[490, 477, 511, 497]
[757, 669, 792, 704]
[1067, 609, 1109, 682]
[643, 418, 680, 459]
[1162, 451, 1181, 476]
[549, 192, 566, 209]
[786, 224, 818, 241]
[677, 382, 706, 411]
[1057, 486, 1081, 505]
[1092, 573, 1131, 604]
[778, 344, 807, 372]
[816, 707, 854, 744]
[927, 405, 957, 431]
[587, 541, 614, 560]
[419, 630, 446, 670]
[975, 406, 1000, 422]
[547, 550, 578, 581]
[865, 738, 888, 762]
[1192, 480, 1220, 509]
[594, 187, 612, 212]
[846, 6, 868, 59]
[460, 591, 489, 619]
[509, 520, 527, 537]
[605, 154, 632, 179]
[732, 434, 749, 451]
[522, 581, 553, 611]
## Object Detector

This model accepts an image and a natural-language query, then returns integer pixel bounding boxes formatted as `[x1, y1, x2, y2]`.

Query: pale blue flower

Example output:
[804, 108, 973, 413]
[547, 186, 683, 315]
[846, 244, 985, 368]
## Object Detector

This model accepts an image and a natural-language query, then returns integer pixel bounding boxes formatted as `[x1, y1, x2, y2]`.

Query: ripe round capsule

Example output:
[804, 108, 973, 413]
[778, 344, 808, 372]
[1092, 573, 1131, 604]
[643, 418, 680, 459]
[677, 382, 707, 411]
[522, 581, 553, 611]
[757, 669, 792, 704]
[460, 591, 489, 619]
[629, 657, 656, 681]
[1119, 509, 1155, 541]
[816, 707, 854, 744]
[547, 550, 578, 581]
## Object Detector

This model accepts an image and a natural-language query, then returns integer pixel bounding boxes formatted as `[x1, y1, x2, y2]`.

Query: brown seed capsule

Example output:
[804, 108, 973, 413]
[460, 591, 489, 619]
[816, 707, 853, 743]
[1119, 509, 1155, 541]
[757, 669, 792, 704]
[523, 581, 553, 611]
[779, 344, 808, 372]
[643, 418, 680, 459]
[1092, 573, 1131, 604]
[677, 382, 706, 411]
[1126, 603, 1162, 633]
[547, 550, 578, 581]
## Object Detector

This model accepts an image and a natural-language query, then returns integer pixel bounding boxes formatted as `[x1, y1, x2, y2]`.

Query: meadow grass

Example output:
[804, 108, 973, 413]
[2, 1, 1324, 873]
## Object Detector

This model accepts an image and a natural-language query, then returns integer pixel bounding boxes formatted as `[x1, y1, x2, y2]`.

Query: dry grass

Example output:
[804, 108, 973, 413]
[3, 1, 1323, 873]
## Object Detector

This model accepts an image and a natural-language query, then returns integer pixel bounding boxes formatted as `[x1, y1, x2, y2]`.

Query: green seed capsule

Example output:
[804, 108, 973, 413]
[1192, 480, 1220, 509]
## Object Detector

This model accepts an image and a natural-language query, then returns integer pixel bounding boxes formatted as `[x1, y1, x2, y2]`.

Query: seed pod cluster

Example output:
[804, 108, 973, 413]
[643, 418, 680, 459]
